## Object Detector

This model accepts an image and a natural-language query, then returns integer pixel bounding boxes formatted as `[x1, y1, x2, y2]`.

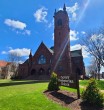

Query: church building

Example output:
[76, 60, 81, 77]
[18, 4, 85, 80]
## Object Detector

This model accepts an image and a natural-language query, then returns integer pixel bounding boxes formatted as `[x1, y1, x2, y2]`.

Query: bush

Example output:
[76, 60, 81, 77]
[81, 78, 104, 107]
[11, 74, 22, 80]
[48, 72, 59, 91]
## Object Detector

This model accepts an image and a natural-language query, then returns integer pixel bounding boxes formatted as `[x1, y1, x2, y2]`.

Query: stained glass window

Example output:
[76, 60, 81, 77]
[38, 55, 46, 64]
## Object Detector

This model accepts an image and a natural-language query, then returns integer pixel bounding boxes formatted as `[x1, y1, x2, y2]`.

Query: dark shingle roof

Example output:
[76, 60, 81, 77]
[50, 46, 82, 57]
[71, 49, 82, 57]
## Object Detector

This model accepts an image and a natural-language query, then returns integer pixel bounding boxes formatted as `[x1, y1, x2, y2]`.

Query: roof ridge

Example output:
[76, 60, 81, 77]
[41, 42, 54, 54]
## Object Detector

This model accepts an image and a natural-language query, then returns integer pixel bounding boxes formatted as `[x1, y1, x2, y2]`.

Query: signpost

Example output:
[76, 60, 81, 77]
[58, 73, 80, 99]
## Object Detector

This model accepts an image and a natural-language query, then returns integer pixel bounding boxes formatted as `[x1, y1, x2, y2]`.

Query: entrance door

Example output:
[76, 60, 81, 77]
[31, 69, 36, 75]
[38, 68, 45, 75]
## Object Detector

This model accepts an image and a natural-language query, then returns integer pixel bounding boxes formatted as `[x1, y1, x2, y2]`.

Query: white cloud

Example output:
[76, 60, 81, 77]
[1, 51, 7, 54]
[16, 30, 31, 36]
[70, 30, 79, 41]
[48, 19, 54, 28]
[24, 30, 31, 35]
[71, 44, 81, 51]
[52, 30, 79, 41]
[66, 3, 79, 21]
[7, 46, 13, 50]
[67, 3, 79, 13]
[71, 44, 90, 58]
[18, 60, 24, 64]
[48, 22, 53, 28]
[34, 7, 48, 22]
[81, 31, 86, 34]
[9, 48, 30, 57]
[48, 23, 52, 28]
[4, 19, 31, 35]
[4, 19, 26, 30]
[59, 3, 79, 21]
[91, 34, 104, 41]
[72, 12, 77, 21]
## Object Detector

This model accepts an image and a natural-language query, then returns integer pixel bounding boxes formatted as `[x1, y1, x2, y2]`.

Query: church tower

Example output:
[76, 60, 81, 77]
[53, 4, 72, 77]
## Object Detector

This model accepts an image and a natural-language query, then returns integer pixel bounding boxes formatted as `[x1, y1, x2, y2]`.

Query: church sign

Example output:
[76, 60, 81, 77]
[59, 76, 75, 88]
[58, 74, 80, 98]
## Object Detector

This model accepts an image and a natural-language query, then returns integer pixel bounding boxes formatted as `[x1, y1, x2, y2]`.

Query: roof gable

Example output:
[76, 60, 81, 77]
[33, 42, 53, 56]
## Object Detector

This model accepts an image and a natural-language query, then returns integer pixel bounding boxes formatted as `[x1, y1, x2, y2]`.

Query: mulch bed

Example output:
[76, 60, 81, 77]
[44, 90, 104, 110]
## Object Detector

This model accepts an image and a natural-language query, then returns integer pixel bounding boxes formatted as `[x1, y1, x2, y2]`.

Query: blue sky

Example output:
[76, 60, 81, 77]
[0, 0, 104, 66]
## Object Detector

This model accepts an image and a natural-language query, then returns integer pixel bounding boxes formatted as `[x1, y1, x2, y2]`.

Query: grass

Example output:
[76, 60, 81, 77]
[60, 86, 77, 93]
[0, 79, 103, 110]
[0, 80, 70, 110]
[80, 79, 104, 90]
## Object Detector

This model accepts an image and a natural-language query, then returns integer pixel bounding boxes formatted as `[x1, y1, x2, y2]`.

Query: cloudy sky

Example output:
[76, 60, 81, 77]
[0, 0, 104, 66]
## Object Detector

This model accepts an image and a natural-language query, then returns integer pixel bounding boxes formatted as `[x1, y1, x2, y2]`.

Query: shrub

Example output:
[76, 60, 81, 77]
[81, 78, 104, 107]
[48, 72, 59, 91]
[11, 74, 22, 80]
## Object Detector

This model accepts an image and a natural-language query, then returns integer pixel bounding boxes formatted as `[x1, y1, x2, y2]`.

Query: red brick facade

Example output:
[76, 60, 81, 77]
[18, 5, 85, 80]
[52, 4, 72, 78]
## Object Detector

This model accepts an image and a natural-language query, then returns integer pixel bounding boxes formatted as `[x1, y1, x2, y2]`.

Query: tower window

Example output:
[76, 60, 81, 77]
[57, 19, 62, 26]
[38, 55, 46, 64]
[50, 59, 52, 63]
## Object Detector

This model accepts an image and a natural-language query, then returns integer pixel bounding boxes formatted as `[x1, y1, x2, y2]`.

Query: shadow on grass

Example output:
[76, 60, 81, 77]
[0, 80, 49, 87]
[50, 91, 77, 104]
[49, 91, 104, 110]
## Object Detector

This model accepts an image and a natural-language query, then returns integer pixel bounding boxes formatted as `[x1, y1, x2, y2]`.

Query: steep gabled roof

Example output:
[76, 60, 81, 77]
[46, 47, 54, 54]
[34, 42, 54, 55]
[42, 42, 54, 54]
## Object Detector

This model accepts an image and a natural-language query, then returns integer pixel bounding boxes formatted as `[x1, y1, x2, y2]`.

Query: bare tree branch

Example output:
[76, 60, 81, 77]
[81, 26, 104, 80]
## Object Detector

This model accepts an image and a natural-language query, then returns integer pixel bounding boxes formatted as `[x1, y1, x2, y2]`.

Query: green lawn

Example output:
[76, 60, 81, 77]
[0, 80, 70, 110]
[79, 80, 104, 90]
[0, 79, 103, 110]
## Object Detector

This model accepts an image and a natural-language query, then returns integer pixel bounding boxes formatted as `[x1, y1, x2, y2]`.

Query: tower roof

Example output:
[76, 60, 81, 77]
[63, 4, 66, 11]
[54, 9, 56, 16]
[29, 50, 32, 57]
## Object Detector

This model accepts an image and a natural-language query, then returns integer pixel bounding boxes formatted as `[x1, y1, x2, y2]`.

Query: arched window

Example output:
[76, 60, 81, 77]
[57, 19, 62, 26]
[38, 68, 45, 75]
[38, 55, 46, 64]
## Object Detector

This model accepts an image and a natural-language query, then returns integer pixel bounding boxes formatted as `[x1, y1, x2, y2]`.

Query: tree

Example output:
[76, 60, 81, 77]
[1, 66, 8, 79]
[7, 52, 24, 78]
[8, 53, 23, 64]
[87, 58, 99, 79]
[81, 27, 104, 80]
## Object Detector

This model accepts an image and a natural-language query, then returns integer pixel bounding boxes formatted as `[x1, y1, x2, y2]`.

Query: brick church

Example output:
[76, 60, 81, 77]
[18, 4, 85, 80]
